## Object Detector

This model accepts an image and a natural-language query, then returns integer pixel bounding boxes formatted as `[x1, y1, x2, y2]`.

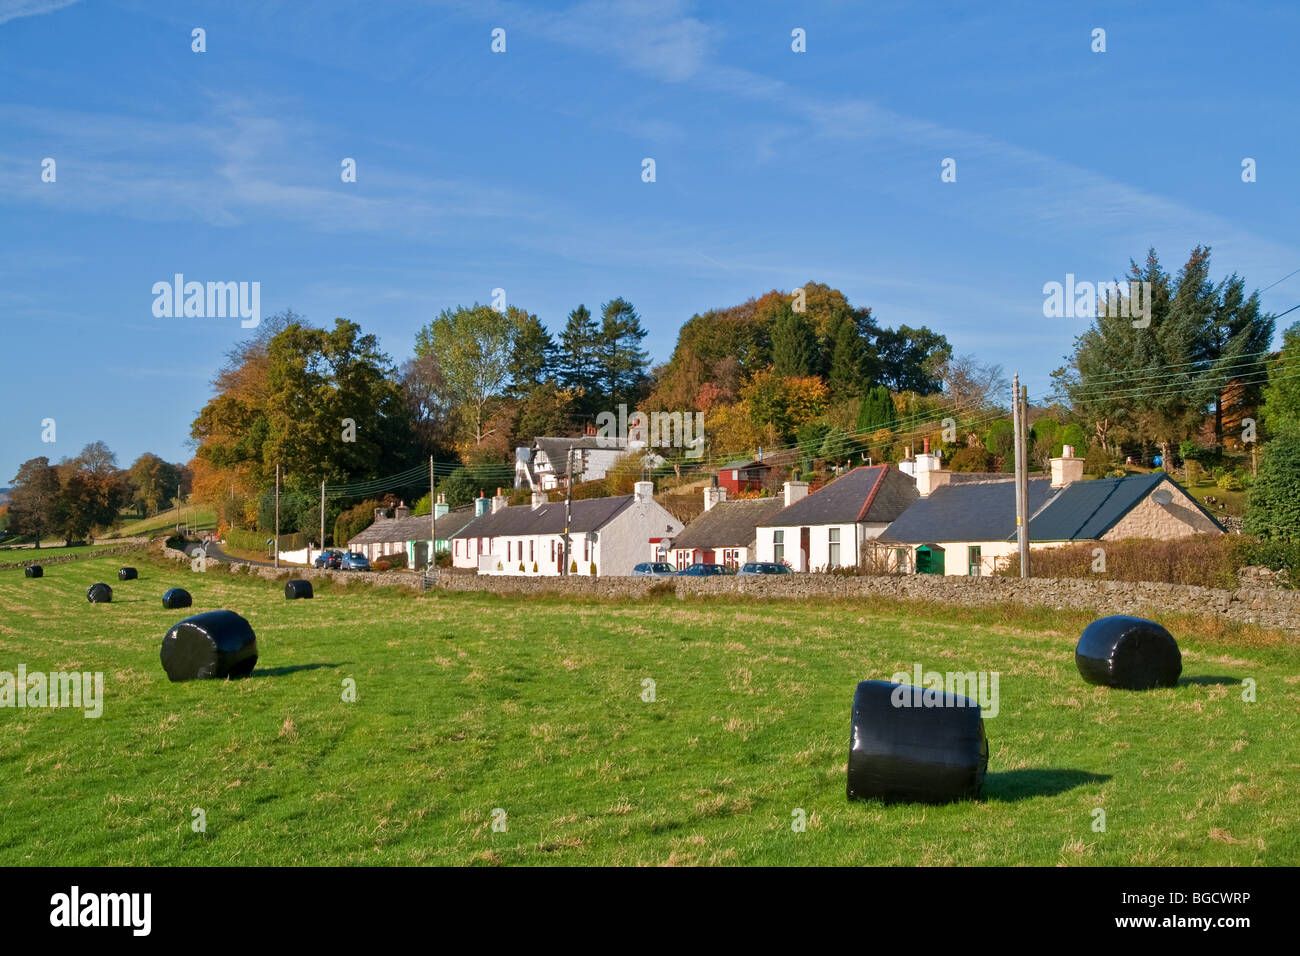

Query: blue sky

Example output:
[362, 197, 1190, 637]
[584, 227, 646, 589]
[2, 0, 1298, 482]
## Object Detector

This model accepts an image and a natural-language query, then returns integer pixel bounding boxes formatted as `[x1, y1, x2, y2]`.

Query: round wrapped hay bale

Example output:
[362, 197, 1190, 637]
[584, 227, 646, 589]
[160, 610, 258, 682]
[847, 679, 988, 804]
[87, 583, 113, 603]
[24, 565, 43, 578]
[118, 567, 138, 581]
[162, 587, 193, 610]
[285, 579, 313, 600]
[1075, 614, 1181, 690]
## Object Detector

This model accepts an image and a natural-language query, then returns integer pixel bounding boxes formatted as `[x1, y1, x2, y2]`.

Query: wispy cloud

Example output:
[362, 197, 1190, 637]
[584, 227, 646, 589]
[0, 0, 80, 26]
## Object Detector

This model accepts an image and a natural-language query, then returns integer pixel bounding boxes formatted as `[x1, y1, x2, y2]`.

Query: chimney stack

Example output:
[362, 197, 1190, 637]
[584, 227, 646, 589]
[491, 487, 509, 514]
[634, 480, 655, 503]
[394, 500, 410, 519]
[435, 493, 449, 519]
[1050, 444, 1084, 488]
[373, 506, 389, 522]
[531, 490, 548, 509]
[784, 480, 809, 507]
[474, 491, 490, 517]
[703, 484, 728, 511]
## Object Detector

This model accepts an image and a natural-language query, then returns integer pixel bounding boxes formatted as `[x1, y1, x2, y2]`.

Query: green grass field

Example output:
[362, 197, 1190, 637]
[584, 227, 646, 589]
[103, 505, 217, 540]
[1, 552, 1296, 866]
[0, 543, 122, 562]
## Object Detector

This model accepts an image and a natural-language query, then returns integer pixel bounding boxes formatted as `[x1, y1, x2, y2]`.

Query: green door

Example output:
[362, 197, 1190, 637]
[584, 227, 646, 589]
[916, 545, 945, 575]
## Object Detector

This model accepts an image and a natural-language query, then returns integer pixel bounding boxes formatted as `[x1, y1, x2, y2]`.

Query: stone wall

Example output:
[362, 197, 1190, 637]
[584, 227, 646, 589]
[434, 569, 1300, 632]
[0, 541, 149, 572]
[157, 542, 1300, 633]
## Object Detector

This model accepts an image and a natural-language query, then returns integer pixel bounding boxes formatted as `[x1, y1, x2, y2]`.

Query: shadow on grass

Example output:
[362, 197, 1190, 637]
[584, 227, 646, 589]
[983, 768, 1110, 802]
[250, 662, 346, 678]
[1177, 675, 1241, 687]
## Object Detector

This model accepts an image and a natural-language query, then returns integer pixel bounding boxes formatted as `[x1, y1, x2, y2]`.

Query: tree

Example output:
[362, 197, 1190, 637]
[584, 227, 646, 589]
[53, 443, 129, 544]
[770, 305, 818, 377]
[1259, 322, 1300, 436]
[740, 369, 829, 441]
[876, 325, 952, 394]
[127, 453, 181, 517]
[399, 351, 453, 459]
[7, 457, 62, 547]
[1244, 424, 1300, 540]
[856, 385, 897, 434]
[597, 298, 650, 409]
[506, 307, 556, 398]
[1201, 273, 1273, 446]
[557, 305, 601, 404]
[828, 318, 870, 397]
[416, 304, 514, 448]
[265, 318, 413, 495]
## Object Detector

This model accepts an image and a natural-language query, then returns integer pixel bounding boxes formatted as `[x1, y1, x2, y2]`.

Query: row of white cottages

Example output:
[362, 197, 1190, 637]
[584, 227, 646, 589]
[348, 445, 1223, 577]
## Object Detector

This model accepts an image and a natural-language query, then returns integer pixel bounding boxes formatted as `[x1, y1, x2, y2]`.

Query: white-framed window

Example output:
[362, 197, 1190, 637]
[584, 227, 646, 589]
[773, 530, 785, 564]
[828, 527, 841, 567]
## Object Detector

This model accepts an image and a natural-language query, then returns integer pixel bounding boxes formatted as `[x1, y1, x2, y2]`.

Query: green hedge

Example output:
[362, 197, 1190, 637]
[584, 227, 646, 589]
[225, 527, 308, 553]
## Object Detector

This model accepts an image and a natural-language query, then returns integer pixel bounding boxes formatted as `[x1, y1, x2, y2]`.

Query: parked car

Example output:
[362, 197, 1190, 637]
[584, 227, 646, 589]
[737, 562, 791, 576]
[677, 563, 734, 576]
[314, 549, 344, 569]
[632, 562, 677, 577]
[340, 552, 370, 571]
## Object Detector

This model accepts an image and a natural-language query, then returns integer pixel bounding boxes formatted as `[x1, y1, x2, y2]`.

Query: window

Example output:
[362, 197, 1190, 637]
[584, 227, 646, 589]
[828, 528, 841, 567]
[968, 546, 982, 577]
[773, 530, 784, 564]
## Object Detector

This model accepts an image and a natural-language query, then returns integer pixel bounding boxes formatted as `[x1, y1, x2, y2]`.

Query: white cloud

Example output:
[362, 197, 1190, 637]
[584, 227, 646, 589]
[0, 0, 80, 26]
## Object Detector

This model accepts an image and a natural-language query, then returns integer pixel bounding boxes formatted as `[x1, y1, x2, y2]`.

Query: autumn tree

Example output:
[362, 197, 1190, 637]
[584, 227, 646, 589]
[7, 457, 62, 547]
[415, 304, 513, 448]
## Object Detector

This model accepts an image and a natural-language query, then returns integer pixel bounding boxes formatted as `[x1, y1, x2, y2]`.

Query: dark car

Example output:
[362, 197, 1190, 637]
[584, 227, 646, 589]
[340, 552, 370, 571]
[314, 549, 344, 569]
[632, 562, 677, 577]
[737, 562, 792, 576]
[677, 563, 734, 576]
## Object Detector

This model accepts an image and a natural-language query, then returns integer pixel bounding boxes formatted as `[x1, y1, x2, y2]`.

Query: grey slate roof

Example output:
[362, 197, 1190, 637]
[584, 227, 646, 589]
[1028, 473, 1222, 540]
[349, 505, 477, 546]
[877, 478, 1054, 544]
[764, 465, 918, 527]
[449, 494, 640, 539]
[671, 497, 788, 550]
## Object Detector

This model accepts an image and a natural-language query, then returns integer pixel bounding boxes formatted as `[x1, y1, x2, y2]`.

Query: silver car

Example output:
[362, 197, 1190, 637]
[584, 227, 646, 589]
[737, 561, 792, 576]
[632, 562, 677, 578]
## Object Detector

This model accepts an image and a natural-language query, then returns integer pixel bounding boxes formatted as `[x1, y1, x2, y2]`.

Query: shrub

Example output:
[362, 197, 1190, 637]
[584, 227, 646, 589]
[385, 551, 408, 569]
[999, 536, 1238, 589]
[1083, 444, 1112, 477]
[570, 560, 578, 573]
[373, 559, 392, 572]
[1245, 426, 1300, 540]
[532, 561, 538, 572]
[1216, 472, 1244, 492]
[949, 446, 992, 472]
[518, 562, 525, 572]
[589, 562, 597, 575]
[1107, 468, 1127, 478]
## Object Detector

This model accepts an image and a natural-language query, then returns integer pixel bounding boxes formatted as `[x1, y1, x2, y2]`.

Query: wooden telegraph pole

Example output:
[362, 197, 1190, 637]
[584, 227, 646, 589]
[562, 446, 574, 577]
[1013, 375, 1030, 578]
[274, 463, 281, 569]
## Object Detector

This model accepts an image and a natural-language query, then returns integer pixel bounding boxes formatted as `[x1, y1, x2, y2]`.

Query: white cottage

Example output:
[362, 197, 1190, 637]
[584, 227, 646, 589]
[449, 482, 684, 576]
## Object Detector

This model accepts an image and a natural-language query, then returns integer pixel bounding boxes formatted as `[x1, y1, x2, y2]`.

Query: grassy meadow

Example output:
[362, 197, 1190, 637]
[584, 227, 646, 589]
[0, 551, 1296, 866]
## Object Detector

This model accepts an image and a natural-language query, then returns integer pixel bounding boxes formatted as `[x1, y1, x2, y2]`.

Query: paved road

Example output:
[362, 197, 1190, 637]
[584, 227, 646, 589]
[203, 542, 277, 567]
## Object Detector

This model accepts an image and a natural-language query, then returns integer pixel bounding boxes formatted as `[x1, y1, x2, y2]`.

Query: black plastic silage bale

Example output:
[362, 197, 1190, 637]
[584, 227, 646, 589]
[847, 679, 989, 804]
[162, 587, 193, 610]
[24, 565, 43, 578]
[1075, 614, 1181, 690]
[118, 567, 138, 581]
[160, 610, 258, 682]
[87, 583, 113, 603]
[285, 579, 313, 600]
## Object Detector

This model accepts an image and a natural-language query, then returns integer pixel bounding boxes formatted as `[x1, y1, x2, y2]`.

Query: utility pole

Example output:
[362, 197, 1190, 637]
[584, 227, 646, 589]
[1012, 375, 1029, 578]
[429, 455, 437, 572]
[562, 446, 574, 576]
[319, 479, 326, 562]
[274, 463, 281, 568]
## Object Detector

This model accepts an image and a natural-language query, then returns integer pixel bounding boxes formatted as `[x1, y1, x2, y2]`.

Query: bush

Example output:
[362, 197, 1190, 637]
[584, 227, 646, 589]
[373, 559, 392, 572]
[385, 551, 408, 570]
[949, 446, 992, 472]
[1083, 444, 1112, 478]
[589, 562, 597, 575]
[1216, 472, 1244, 492]
[999, 536, 1238, 589]
[1245, 427, 1300, 540]
[532, 561, 538, 572]
[569, 560, 578, 573]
